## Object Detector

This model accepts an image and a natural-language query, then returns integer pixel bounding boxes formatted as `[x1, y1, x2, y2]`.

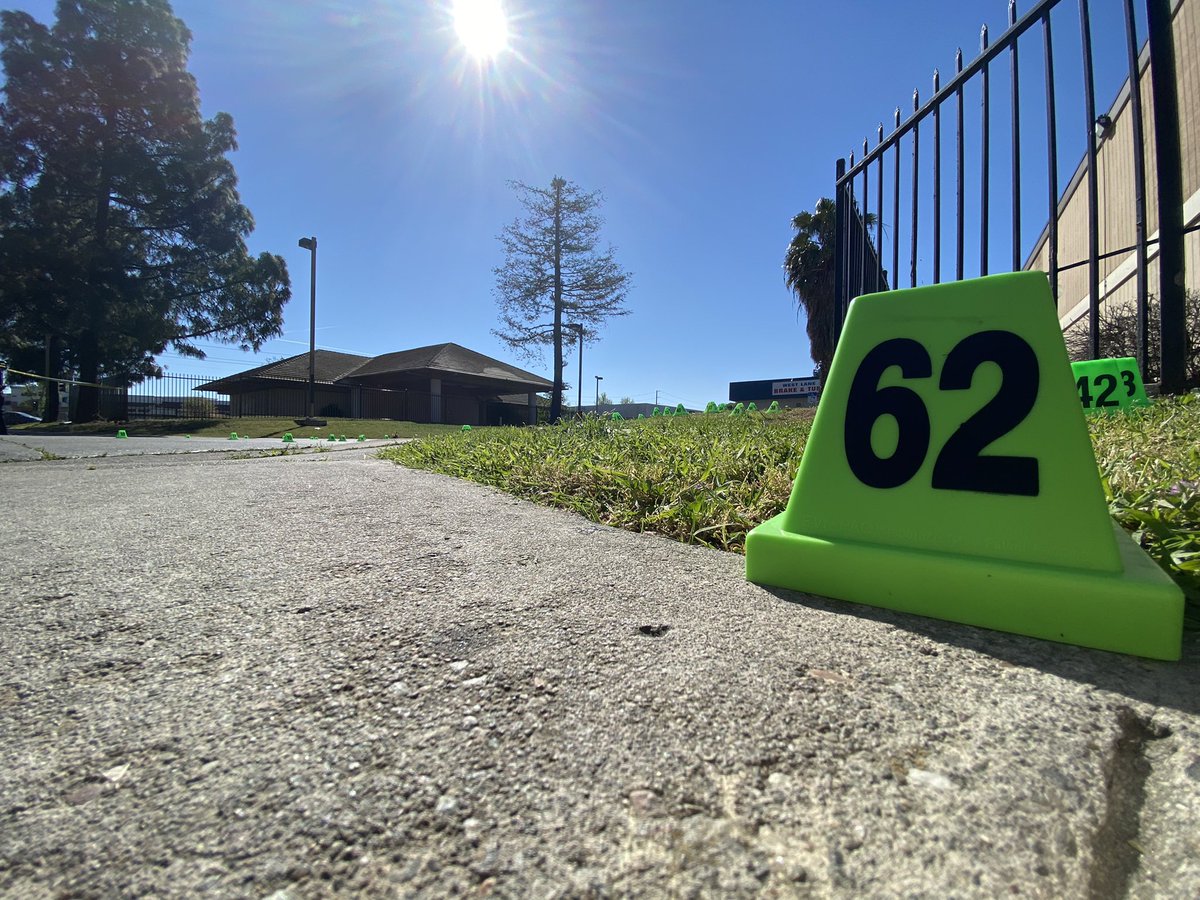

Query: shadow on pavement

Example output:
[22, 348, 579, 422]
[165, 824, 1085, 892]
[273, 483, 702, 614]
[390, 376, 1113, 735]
[764, 586, 1200, 717]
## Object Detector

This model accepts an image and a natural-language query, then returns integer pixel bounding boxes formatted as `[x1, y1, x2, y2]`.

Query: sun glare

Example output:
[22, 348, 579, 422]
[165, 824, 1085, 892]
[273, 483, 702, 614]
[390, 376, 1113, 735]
[453, 0, 509, 59]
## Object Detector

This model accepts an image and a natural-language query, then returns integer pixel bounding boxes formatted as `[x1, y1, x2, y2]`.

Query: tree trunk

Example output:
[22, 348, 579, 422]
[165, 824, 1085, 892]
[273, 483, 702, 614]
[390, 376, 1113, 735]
[75, 121, 114, 424]
[75, 332, 101, 421]
[41, 334, 60, 422]
[548, 179, 564, 424]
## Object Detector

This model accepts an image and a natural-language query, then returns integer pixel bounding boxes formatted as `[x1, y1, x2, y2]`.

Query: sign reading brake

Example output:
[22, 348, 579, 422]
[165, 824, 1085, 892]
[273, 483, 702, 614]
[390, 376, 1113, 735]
[772, 378, 821, 397]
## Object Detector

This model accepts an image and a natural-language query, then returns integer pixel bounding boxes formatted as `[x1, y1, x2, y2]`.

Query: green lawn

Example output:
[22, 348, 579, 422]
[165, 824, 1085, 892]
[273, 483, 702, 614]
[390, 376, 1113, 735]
[11, 416, 463, 440]
[379, 400, 1200, 623]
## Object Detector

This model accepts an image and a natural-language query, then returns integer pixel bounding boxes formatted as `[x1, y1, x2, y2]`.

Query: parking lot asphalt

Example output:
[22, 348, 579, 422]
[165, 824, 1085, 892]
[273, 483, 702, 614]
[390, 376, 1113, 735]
[1, 447, 1197, 897]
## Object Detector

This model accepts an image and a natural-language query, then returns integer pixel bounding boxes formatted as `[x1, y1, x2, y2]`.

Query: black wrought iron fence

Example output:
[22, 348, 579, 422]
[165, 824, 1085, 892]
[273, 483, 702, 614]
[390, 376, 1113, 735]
[90, 375, 446, 422]
[83, 373, 229, 421]
[833, 0, 1193, 393]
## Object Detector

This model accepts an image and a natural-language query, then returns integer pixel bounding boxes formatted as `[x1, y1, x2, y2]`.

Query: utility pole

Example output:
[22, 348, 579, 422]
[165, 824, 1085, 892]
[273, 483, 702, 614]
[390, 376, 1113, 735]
[297, 236, 318, 422]
[567, 324, 583, 414]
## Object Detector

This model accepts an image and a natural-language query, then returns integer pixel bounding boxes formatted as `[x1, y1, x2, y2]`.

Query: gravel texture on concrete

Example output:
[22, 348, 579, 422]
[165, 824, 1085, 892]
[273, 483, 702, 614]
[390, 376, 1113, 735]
[0, 435, 399, 462]
[0, 449, 1197, 898]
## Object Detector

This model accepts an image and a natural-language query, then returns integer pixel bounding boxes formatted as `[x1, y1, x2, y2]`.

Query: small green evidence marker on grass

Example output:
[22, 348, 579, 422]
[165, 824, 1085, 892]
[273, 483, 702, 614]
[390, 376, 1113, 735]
[116, 429, 128, 439]
[1071, 357, 1151, 413]
[745, 271, 1183, 660]
[282, 433, 294, 443]
[462, 425, 472, 431]
[767, 401, 780, 412]
[228, 432, 238, 440]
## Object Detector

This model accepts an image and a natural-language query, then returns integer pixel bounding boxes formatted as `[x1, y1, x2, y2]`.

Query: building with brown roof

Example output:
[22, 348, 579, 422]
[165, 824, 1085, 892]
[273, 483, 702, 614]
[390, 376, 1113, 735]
[196, 343, 553, 426]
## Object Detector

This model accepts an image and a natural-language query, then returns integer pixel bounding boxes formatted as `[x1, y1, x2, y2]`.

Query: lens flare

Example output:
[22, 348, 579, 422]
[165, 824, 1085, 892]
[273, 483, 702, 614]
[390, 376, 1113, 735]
[453, 0, 508, 59]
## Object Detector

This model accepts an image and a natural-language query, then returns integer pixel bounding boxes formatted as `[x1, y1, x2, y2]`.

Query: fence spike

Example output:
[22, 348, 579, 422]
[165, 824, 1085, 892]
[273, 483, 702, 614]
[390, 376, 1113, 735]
[981, 23, 989, 49]
[877, 123, 883, 144]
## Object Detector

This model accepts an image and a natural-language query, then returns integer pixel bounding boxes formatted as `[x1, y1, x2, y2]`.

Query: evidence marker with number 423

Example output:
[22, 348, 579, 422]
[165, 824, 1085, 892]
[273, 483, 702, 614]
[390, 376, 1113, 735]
[745, 271, 1183, 660]
[1071, 357, 1151, 413]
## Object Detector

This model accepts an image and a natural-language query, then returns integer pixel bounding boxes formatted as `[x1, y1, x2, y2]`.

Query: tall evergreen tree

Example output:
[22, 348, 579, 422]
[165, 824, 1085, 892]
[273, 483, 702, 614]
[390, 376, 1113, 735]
[493, 176, 631, 423]
[0, 0, 289, 420]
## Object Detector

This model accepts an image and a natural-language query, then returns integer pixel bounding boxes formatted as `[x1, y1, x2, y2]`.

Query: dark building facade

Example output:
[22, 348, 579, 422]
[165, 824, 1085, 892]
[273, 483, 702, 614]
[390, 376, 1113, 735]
[728, 376, 821, 408]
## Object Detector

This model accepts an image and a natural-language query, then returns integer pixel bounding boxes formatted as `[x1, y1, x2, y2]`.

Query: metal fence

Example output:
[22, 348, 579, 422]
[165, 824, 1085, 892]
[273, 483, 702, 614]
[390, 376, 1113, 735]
[88, 373, 229, 421]
[833, 0, 1194, 393]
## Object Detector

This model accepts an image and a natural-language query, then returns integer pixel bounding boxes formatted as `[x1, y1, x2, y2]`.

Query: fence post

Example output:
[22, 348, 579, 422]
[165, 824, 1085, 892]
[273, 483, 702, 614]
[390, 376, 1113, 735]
[833, 158, 848, 351]
[1146, 0, 1186, 393]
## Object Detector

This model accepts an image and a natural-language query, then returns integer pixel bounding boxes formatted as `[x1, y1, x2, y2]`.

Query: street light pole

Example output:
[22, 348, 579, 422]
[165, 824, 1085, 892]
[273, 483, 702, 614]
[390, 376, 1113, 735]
[566, 324, 583, 414]
[297, 236, 317, 421]
[595, 375, 603, 408]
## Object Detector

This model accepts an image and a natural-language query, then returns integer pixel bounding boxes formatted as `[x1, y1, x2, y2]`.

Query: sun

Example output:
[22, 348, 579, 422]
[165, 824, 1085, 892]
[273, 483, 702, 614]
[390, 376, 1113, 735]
[453, 0, 509, 60]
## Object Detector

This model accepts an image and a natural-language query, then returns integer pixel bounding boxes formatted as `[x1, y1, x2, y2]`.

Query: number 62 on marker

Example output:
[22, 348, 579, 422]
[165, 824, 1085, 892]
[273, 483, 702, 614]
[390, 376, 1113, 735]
[843, 330, 1040, 497]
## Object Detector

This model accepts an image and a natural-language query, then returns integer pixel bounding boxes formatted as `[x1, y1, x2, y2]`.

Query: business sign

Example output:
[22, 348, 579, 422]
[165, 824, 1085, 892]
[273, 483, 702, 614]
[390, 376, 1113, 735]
[772, 378, 820, 397]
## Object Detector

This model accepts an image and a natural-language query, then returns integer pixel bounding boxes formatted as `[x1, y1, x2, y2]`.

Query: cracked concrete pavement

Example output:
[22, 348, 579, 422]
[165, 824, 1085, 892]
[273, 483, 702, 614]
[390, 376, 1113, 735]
[0, 434, 401, 463]
[0, 445, 1198, 897]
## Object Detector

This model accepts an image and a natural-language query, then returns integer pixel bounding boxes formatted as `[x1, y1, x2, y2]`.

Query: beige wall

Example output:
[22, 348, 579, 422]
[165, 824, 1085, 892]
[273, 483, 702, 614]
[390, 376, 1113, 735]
[1024, 0, 1198, 335]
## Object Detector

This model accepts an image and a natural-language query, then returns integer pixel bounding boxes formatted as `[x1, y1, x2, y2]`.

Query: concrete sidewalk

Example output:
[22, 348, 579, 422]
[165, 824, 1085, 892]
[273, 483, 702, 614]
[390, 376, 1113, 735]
[0, 433, 401, 462]
[0, 449, 1196, 897]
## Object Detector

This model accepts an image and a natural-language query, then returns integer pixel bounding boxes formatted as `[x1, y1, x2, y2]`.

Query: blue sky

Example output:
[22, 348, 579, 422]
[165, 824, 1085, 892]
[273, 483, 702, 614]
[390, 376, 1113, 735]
[5, 0, 1142, 408]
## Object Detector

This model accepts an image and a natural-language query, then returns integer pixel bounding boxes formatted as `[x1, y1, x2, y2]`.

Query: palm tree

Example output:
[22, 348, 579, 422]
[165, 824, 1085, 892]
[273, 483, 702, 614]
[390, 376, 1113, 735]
[783, 199, 838, 383]
[784, 198, 885, 383]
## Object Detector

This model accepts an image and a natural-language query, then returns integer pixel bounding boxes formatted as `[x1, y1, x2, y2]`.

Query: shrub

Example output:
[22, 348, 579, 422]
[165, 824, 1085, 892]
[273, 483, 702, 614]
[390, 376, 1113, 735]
[182, 396, 218, 418]
[1064, 290, 1200, 388]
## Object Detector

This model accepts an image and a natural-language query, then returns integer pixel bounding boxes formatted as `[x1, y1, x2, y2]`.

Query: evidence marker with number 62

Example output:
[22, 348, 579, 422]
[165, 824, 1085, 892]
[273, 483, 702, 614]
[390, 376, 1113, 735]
[745, 271, 1183, 660]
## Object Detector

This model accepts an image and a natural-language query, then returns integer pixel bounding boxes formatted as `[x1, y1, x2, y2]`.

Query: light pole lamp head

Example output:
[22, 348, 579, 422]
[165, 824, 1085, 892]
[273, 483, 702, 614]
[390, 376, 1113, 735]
[298, 236, 316, 251]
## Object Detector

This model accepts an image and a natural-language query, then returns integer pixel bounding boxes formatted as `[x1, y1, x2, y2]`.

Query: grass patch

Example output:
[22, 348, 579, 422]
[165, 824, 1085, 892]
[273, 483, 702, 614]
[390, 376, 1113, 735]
[380, 400, 1200, 623]
[1089, 393, 1200, 622]
[11, 416, 462, 440]
[380, 409, 815, 552]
